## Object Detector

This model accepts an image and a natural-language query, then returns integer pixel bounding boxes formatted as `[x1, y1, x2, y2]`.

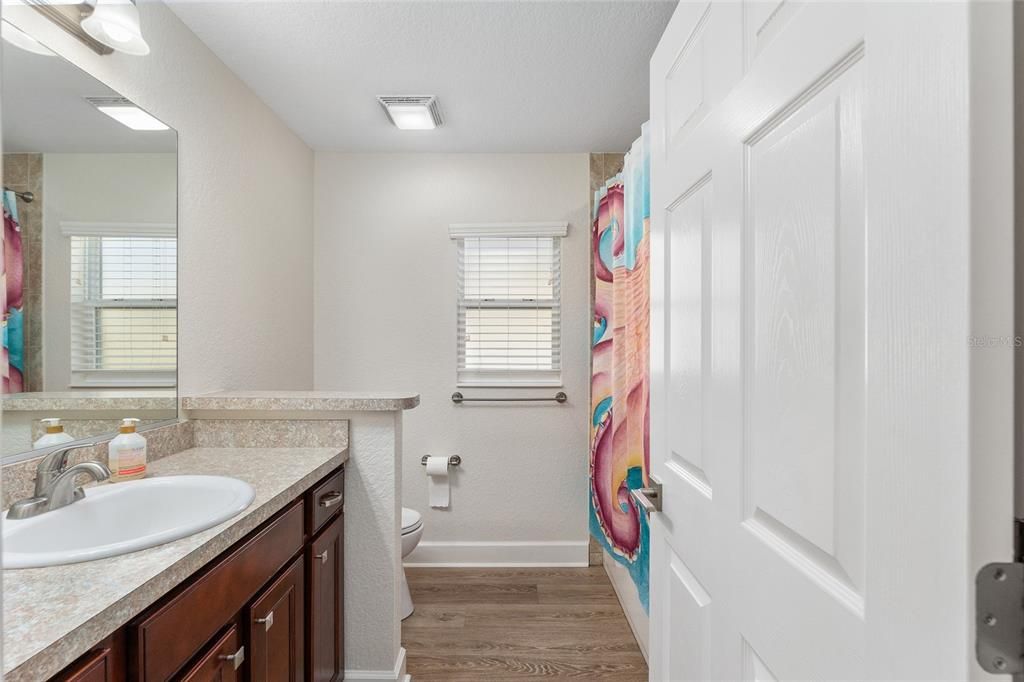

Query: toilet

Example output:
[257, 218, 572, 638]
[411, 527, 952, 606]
[400, 507, 424, 620]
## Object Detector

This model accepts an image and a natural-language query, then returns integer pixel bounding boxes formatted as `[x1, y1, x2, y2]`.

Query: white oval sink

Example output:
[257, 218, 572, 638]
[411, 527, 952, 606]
[2, 475, 255, 569]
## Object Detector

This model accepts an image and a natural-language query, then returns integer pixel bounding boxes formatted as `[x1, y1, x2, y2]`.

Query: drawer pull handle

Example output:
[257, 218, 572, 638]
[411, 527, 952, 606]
[255, 610, 274, 631]
[319, 491, 343, 508]
[317, 549, 329, 564]
[219, 646, 245, 670]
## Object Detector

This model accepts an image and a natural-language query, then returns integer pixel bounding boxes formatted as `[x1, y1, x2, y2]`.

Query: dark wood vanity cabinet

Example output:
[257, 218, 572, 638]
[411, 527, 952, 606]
[51, 632, 126, 682]
[179, 625, 243, 682]
[308, 515, 344, 682]
[55, 651, 116, 682]
[49, 465, 345, 682]
[249, 558, 305, 682]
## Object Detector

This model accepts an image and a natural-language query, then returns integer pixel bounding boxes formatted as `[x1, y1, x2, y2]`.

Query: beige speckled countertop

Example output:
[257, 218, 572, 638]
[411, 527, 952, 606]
[2, 445, 348, 681]
[182, 390, 420, 412]
[1, 390, 176, 412]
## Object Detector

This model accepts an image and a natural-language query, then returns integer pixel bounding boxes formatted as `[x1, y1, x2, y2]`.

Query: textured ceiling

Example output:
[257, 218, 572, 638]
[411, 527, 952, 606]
[167, 0, 677, 153]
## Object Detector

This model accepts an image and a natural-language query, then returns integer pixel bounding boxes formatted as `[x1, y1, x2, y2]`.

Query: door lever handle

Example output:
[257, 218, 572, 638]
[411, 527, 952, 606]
[631, 481, 663, 517]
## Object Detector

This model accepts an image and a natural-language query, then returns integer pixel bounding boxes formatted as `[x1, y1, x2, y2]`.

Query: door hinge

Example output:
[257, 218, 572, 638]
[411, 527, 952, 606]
[976, 523, 1024, 675]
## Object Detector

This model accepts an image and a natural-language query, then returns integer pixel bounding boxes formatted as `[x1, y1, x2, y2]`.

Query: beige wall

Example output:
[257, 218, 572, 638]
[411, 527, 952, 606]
[314, 153, 592, 564]
[4, 3, 315, 395]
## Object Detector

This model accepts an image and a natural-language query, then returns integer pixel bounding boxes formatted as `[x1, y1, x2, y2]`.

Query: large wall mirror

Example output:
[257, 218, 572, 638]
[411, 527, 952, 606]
[1, 36, 177, 461]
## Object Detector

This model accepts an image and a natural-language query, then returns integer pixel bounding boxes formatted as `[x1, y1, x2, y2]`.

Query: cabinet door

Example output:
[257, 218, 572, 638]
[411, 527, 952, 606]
[248, 557, 304, 682]
[308, 513, 344, 682]
[179, 626, 243, 682]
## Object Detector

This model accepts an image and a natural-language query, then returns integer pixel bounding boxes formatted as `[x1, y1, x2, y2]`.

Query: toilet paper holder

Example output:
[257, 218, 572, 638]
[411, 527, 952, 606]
[421, 455, 462, 467]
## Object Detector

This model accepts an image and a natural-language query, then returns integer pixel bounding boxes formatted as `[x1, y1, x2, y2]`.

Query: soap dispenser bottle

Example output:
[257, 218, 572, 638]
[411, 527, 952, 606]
[33, 418, 75, 449]
[108, 418, 147, 481]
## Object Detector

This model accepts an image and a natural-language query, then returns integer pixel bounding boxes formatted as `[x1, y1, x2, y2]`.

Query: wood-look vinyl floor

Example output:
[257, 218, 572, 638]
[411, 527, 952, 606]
[402, 567, 649, 681]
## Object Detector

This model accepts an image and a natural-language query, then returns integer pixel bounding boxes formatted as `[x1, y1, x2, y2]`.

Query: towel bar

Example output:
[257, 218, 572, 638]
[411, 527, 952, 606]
[451, 391, 567, 404]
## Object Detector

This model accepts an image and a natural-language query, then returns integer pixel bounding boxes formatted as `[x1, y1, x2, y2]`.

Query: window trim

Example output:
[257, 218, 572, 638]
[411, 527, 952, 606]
[450, 222, 567, 388]
[449, 222, 568, 239]
[60, 221, 176, 238]
[70, 369, 177, 389]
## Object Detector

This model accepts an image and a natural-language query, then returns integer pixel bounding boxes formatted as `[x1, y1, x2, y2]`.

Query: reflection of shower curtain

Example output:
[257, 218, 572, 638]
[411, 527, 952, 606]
[590, 124, 651, 611]
[3, 190, 25, 393]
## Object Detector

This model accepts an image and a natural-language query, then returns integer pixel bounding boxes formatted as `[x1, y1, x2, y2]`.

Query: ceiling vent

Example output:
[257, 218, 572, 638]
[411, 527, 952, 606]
[85, 96, 132, 108]
[377, 95, 443, 130]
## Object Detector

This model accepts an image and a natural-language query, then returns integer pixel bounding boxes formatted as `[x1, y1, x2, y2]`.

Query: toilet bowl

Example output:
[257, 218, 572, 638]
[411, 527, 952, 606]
[400, 507, 423, 620]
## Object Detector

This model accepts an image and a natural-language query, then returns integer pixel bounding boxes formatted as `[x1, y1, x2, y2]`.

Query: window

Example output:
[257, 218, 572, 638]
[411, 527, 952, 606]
[450, 222, 567, 387]
[66, 222, 176, 387]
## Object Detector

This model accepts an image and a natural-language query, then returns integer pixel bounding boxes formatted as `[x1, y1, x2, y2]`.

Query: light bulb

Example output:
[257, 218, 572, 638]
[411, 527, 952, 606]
[102, 23, 134, 44]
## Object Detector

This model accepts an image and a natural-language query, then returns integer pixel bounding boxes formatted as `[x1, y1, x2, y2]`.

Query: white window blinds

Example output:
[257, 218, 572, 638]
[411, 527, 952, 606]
[68, 227, 176, 385]
[452, 223, 567, 387]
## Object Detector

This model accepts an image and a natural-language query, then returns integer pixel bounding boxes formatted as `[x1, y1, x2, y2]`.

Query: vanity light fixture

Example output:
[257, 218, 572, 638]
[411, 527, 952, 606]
[378, 96, 443, 130]
[81, 0, 150, 56]
[1, 20, 55, 56]
[85, 96, 168, 131]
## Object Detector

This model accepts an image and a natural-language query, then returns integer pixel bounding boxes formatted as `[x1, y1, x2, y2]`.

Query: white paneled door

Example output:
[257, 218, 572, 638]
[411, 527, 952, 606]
[648, 2, 1015, 680]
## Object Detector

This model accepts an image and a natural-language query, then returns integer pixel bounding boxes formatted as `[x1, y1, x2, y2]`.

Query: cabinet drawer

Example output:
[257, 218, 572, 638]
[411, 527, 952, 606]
[178, 625, 243, 682]
[52, 632, 125, 682]
[306, 469, 344, 536]
[132, 501, 304, 681]
[51, 648, 112, 682]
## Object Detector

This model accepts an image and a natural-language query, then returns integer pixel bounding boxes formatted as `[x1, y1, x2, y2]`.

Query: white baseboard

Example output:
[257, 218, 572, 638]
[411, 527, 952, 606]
[404, 540, 589, 567]
[344, 647, 407, 682]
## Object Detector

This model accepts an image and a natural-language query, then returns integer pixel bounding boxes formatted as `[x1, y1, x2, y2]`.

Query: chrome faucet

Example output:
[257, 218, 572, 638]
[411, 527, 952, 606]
[7, 443, 111, 520]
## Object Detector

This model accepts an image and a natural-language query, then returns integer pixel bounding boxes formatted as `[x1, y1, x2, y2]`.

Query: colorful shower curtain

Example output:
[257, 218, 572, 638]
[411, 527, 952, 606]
[590, 124, 651, 610]
[3, 190, 25, 394]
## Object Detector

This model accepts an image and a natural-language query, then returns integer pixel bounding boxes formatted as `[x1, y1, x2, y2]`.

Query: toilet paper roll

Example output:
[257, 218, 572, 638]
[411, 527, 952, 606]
[425, 455, 450, 508]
